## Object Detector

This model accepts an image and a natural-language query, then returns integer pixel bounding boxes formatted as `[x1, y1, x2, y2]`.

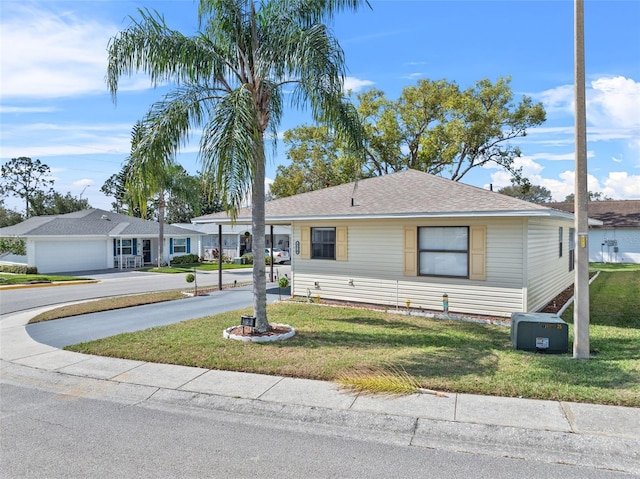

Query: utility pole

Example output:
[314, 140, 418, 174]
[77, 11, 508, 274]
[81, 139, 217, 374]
[573, 0, 590, 359]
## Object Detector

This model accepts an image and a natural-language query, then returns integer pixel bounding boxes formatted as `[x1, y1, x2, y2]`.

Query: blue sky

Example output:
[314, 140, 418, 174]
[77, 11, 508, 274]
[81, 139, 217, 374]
[1, 0, 639, 213]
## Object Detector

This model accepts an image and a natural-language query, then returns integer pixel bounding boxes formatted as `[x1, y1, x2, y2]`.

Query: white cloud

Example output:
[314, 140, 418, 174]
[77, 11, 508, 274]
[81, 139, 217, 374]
[73, 179, 94, 188]
[601, 172, 640, 199]
[343, 76, 374, 93]
[0, 4, 145, 99]
[536, 84, 574, 115]
[0, 106, 58, 114]
[589, 77, 640, 129]
[487, 154, 640, 201]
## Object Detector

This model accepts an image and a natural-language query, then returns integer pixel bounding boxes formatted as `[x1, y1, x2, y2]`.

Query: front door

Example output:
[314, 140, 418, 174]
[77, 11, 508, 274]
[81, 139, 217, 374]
[143, 240, 152, 264]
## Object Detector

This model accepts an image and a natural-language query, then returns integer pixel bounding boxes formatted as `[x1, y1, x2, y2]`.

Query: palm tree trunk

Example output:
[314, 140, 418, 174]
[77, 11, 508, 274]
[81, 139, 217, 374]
[252, 135, 268, 332]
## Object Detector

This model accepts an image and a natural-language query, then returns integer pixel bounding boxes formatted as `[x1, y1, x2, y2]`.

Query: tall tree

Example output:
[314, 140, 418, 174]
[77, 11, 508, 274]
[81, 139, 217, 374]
[100, 167, 130, 214]
[564, 191, 612, 202]
[107, 0, 368, 332]
[497, 182, 553, 204]
[0, 200, 23, 228]
[272, 77, 546, 197]
[29, 191, 90, 216]
[0, 157, 54, 217]
[270, 125, 366, 198]
[125, 123, 202, 266]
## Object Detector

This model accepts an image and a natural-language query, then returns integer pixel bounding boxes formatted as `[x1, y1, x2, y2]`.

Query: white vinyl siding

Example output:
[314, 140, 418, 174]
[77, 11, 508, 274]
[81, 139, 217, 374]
[291, 218, 527, 317]
[526, 218, 575, 312]
[588, 228, 640, 264]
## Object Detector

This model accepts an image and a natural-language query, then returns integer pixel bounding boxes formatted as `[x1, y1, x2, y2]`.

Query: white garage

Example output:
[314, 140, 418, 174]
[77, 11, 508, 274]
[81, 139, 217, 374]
[32, 239, 108, 273]
[0, 208, 203, 274]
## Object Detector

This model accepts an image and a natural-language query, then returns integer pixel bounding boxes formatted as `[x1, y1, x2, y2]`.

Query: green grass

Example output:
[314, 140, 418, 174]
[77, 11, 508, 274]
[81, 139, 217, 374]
[590, 262, 640, 273]
[0, 273, 90, 285]
[144, 263, 252, 273]
[29, 290, 188, 323]
[66, 292, 640, 407]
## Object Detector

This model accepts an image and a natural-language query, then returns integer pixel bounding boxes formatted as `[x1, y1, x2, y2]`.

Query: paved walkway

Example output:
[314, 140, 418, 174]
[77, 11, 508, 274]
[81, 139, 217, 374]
[1, 283, 639, 474]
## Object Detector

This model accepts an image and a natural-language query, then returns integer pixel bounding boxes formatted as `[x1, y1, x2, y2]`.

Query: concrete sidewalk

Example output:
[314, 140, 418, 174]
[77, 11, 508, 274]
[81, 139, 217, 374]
[1, 291, 639, 474]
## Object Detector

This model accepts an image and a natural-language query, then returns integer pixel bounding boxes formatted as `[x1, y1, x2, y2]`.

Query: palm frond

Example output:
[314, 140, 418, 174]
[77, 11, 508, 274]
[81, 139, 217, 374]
[199, 86, 258, 217]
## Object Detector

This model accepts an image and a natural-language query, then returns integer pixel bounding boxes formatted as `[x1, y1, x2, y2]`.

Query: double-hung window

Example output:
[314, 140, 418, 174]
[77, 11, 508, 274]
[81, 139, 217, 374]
[418, 226, 469, 277]
[173, 238, 187, 254]
[568, 228, 576, 271]
[559, 227, 564, 257]
[116, 239, 133, 256]
[311, 227, 336, 260]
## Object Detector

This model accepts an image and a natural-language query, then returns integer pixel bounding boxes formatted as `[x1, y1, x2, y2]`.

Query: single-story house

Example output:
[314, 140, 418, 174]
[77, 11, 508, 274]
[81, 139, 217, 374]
[0, 208, 202, 273]
[174, 223, 291, 260]
[192, 169, 593, 318]
[547, 200, 640, 264]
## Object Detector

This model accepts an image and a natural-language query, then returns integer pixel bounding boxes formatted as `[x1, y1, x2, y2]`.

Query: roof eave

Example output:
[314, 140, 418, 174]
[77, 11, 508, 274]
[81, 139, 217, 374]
[205, 209, 578, 224]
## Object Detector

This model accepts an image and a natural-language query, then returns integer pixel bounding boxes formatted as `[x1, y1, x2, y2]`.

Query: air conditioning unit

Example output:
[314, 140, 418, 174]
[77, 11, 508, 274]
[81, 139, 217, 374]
[511, 312, 568, 354]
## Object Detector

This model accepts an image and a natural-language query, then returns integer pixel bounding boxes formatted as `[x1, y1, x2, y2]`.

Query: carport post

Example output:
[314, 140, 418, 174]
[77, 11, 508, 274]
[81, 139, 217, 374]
[218, 224, 223, 291]
[269, 225, 274, 282]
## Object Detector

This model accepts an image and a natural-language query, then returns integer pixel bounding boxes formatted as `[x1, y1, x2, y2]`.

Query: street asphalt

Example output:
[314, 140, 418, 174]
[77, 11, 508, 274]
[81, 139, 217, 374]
[1, 272, 639, 475]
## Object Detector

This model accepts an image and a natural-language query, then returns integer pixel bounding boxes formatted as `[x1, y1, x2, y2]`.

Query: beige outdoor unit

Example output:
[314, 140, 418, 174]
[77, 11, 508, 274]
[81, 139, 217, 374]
[511, 312, 568, 354]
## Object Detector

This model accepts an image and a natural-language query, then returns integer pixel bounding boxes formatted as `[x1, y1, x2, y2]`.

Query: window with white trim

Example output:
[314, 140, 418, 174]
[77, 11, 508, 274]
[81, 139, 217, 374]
[116, 239, 133, 256]
[559, 227, 564, 257]
[568, 228, 575, 271]
[173, 238, 187, 254]
[418, 226, 469, 277]
[311, 227, 336, 260]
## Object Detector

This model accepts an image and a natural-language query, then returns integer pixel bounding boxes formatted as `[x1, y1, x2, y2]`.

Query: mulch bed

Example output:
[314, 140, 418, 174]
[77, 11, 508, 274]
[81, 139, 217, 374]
[226, 324, 293, 337]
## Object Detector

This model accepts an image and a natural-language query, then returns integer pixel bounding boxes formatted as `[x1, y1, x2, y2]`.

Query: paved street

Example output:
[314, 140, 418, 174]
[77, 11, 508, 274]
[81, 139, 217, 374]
[0, 265, 288, 315]
[1, 269, 639, 477]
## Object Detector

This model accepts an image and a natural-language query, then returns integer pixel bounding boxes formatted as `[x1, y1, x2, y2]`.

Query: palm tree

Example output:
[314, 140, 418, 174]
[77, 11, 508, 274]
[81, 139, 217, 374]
[107, 0, 368, 332]
[126, 122, 201, 267]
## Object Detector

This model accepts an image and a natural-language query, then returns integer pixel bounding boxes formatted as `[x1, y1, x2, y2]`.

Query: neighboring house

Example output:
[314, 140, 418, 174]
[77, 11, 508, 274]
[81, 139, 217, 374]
[548, 200, 640, 264]
[174, 223, 290, 260]
[0, 208, 202, 273]
[192, 169, 586, 318]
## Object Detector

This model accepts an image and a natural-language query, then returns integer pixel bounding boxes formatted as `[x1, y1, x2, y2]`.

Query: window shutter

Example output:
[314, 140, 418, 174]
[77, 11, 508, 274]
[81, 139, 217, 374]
[300, 227, 310, 259]
[336, 226, 348, 261]
[169, 238, 174, 254]
[469, 226, 486, 281]
[187, 238, 191, 253]
[133, 239, 137, 255]
[113, 239, 116, 256]
[403, 226, 417, 276]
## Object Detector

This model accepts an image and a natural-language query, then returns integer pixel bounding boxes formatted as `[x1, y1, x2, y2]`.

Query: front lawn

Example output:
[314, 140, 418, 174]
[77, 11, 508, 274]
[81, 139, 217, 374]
[66, 265, 640, 407]
[144, 262, 252, 273]
[0, 273, 90, 285]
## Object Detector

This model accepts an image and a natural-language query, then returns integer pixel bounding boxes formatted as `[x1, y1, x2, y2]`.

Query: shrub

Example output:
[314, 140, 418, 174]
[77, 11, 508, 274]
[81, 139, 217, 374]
[0, 264, 38, 274]
[170, 254, 199, 265]
[185, 273, 195, 283]
[242, 253, 254, 265]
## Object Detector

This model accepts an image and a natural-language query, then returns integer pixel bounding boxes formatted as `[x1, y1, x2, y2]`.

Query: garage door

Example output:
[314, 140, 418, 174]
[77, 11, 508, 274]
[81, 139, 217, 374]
[35, 240, 108, 273]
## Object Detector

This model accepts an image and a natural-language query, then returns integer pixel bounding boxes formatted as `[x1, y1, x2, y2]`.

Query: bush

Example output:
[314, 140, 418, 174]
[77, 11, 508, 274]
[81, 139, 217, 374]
[242, 253, 254, 265]
[185, 273, 195, 283]
[0, 264, 38, 274]
[170, 254, 199, 265]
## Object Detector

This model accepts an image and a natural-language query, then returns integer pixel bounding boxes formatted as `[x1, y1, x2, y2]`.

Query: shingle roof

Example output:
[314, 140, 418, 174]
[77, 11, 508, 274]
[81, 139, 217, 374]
[548, 201, 640, 228]
[0, 209, 202, 237]
[193, 169, 573, 224]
